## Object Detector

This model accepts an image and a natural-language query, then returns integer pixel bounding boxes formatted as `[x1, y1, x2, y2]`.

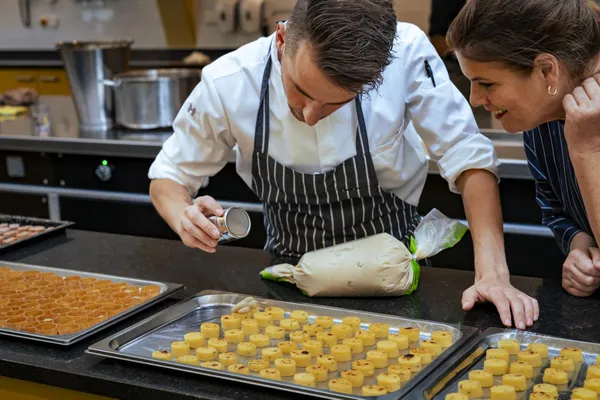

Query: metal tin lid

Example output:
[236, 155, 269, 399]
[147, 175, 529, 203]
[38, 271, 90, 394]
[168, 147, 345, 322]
[224, 208, 251, 239]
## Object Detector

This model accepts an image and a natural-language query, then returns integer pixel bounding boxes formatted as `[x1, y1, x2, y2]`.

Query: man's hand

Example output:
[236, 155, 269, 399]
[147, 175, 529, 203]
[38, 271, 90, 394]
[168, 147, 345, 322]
[177, 196, 224, 253]
[462, 272, 539, 330]
[562, 246, 600, 297]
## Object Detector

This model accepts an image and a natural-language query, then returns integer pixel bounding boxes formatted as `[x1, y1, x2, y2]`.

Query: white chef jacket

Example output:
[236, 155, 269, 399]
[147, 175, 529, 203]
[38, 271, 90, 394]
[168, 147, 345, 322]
[148, 22, 499, 206]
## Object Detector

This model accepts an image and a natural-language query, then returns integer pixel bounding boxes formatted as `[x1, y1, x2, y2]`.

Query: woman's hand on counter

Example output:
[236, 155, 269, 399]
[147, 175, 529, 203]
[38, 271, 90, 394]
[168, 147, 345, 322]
[178, 196, 224, 253]
[461, 272, 539, 330]
[562, 245, 600, 297]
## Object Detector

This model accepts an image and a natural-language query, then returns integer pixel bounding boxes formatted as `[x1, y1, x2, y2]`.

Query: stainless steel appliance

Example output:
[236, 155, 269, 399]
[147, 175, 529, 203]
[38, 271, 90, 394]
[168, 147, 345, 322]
[57, 40, 132, 132]
[103, 69, 201, 130]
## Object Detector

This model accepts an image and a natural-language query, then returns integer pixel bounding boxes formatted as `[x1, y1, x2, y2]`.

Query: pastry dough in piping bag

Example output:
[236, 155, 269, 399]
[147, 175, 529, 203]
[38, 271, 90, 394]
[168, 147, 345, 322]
[260, 209, 467, 297]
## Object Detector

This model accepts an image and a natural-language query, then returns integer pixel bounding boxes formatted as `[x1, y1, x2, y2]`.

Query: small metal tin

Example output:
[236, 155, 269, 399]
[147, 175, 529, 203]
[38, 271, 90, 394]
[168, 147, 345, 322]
[209, 207, 251, 243]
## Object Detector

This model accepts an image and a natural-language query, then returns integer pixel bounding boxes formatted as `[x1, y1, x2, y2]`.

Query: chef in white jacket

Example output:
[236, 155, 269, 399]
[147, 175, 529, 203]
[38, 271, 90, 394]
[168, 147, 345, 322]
[149, 0, 539, 329]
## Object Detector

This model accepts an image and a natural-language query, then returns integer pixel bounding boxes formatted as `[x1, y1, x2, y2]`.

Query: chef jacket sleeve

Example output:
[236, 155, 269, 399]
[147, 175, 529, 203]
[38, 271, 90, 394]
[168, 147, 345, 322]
[148, 68, 235, 195]
[523, 130, 584, 255]
[402, 26, 500, 193]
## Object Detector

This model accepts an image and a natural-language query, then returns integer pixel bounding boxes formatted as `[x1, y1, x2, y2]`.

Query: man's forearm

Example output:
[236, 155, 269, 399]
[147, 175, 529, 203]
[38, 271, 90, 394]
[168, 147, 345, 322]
[149, 179, 194, 234]
[570, 153, 600, 247]
[457, 169, 509, 280]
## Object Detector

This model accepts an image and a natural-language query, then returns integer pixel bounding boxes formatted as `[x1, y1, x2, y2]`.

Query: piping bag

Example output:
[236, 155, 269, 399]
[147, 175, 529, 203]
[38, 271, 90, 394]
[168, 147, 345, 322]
[260, 209, 467, 297]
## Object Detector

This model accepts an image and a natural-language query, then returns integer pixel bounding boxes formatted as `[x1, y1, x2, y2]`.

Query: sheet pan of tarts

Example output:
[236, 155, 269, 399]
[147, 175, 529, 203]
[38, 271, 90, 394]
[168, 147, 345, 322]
[0, 261, 183, 345]
[407, 327, 600, 400]
[87, 291, 477, 399]
[0, 214, 74, 252]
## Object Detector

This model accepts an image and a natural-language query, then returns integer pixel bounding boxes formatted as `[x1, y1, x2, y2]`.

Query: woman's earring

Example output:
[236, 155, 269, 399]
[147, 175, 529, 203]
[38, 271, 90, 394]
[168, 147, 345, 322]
[548, 86, 558, 96]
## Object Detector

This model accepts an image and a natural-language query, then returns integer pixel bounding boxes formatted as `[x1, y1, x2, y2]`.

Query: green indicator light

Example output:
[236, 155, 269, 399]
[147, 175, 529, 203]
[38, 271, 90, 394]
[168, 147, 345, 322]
[102, 160, 108, 166]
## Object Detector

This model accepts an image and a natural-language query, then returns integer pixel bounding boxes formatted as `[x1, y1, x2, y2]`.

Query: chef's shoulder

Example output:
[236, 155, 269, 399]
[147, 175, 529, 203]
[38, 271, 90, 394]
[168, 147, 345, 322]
[390, 22, 434, 66]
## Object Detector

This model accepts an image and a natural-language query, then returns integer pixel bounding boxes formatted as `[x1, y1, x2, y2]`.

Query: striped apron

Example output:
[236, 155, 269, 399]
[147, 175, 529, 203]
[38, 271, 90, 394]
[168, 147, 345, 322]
[252, 49, 421, 260]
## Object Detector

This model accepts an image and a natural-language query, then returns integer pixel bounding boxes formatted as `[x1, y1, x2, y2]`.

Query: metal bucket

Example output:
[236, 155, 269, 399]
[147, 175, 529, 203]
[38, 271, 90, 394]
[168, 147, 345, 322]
[57, 40, 133, 132]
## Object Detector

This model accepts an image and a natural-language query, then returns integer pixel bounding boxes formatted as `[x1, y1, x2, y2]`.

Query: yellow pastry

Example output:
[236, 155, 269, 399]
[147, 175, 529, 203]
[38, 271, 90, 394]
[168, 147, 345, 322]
[510, 361, 534, 378]
[533, 384, 559, 397]
[377, 340, 400, 358]
[316, 331, 338, 347]
[352, 360, 376, 377]
[277, 341, 298, 354]
[342, 369, 365, 387]
[387, 365, 412, 382]
[343, 338, 364, 353]
[259, 368, 281, 381]
[200, 322, 220, 339]
[241, 319, 260, 335]
[342, 316, 361, 332]
[432, 331, 453, 348]
[331, 324, 352, 339]
[293, 372, 316, 387]
[597, 355, 600, 365]
[207, 338, 228, 353]
[232, 310, 252, 321]
[388, 334, 410, 350]
[302, 340, 323, 357]
[551, 356, 575, 372]
[196, 346, 218, 361]
[316, 354, 338, 372]
[367, 350, 389, 368]
[561, 348, 584, 363]
[397, 354, 422, 372]
[369, 323, 390, 339]
[261, 347, 283, 362]
[518, 350, 542, 367]
[410, 348, 434, 364]
[446, 394, 469, 400]
[502, 374, 527, 391]
[487, 348, 510, 362]
[249, 334, 270, 348]
[237, 341, 257, 357]
[329, 378, 353, 394]
[289, 331, 311, 343]
[177, 355, 200, 366]
[585, 378, 600, 394]
[218, 352, 238, 367]
[264, 306, 284, 321]
[355, 330, 377, 346]
[253, 312, 273, 328]
[248, 358, 270, 372]
[543, 368, 568, 385]
[484, 359, 509, 375]
[378, 373, 402, 392]
[399, 327, 420, 342]
[362, 385, 388, 396]
[421, 340, 443, 356]
[458, 380, 484, 398]
[303, 323, 323, 337]
[588, 366, 600, 380]
[152, 350, 173, 361]
[572, 388, 598, 400]
[314, 316, 334, 329]
[290, 310, 309, 324]
[221, 314, 241, 330]
[280, 318, 300, 331]
[499, 339, 521, 355]
[171, 341, 191, 358]
[528, 343, 549, 358]
[530, 393, 555, 400]
[274, 358, 296, 377]
[306, 364, 329, 382]
[227, 364, 250, 374]
[224, 329, 244, 344]
[469, 370, 494, 387]
[184, 332, 205, 348]
[264, 325, 285, 340]
[290, 349, 312, 367]
[490, 385, 517, 400]
[331, 344, 352, 362]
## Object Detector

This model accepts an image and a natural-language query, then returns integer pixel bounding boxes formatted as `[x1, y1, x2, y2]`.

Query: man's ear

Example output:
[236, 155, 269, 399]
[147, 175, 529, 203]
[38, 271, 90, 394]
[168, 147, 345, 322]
[276, 22, 286, 59]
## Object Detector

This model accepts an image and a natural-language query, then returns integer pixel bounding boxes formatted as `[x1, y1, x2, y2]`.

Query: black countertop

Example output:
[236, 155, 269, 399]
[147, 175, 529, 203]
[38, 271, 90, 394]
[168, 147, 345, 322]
[0, 230, 598, 399]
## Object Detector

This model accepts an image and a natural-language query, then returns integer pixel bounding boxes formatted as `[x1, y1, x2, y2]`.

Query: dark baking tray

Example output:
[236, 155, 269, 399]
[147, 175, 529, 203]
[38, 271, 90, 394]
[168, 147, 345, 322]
[0, 214, 74, 253]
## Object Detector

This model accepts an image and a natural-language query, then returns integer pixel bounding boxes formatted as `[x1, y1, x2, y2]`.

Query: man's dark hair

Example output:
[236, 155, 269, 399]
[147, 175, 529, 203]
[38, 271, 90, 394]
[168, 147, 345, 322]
[286, 0, 397, 94]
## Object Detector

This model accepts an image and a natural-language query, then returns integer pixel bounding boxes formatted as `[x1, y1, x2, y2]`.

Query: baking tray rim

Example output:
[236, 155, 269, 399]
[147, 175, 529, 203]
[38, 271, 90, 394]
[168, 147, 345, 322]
[0, 213, 74, 250]
[86, 290, 478, 400]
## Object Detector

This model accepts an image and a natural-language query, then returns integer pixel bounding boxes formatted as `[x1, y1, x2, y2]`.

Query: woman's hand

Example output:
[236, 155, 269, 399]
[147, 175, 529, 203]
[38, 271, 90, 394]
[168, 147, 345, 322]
[563, 74, 600, 154]
[562, 246, 600, 297]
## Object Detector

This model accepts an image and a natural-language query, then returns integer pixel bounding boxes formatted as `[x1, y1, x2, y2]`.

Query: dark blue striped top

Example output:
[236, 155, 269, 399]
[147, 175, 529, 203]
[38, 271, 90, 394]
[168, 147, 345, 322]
[523, 121, 593, 255]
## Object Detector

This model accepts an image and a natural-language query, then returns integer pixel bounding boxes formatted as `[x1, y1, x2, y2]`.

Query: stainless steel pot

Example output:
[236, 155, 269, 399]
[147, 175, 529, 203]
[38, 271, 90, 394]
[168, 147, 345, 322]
[104, 69, 201, 130]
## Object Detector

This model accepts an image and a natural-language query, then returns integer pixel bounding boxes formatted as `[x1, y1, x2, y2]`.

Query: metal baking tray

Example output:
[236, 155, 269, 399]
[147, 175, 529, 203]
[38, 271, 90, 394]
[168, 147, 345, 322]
[87, 291, 477, 399]
[0, 261, 183, 346]
[407, 327, 600, 400]
[0, 214, 74, 253]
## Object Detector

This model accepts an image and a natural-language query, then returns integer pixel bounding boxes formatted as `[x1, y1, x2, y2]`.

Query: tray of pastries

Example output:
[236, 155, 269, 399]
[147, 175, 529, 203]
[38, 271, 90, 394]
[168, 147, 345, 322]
[0, 214, 74, 252]
[0, 261, 183, 345]
[406, 327, 600, 400]
[87, 291, 477, 399]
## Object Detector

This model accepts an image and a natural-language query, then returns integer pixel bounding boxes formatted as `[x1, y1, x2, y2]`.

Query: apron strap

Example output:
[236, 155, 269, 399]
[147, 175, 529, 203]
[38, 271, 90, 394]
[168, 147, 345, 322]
[354, 96, 379, 181]
[254, 54, 273, 155]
